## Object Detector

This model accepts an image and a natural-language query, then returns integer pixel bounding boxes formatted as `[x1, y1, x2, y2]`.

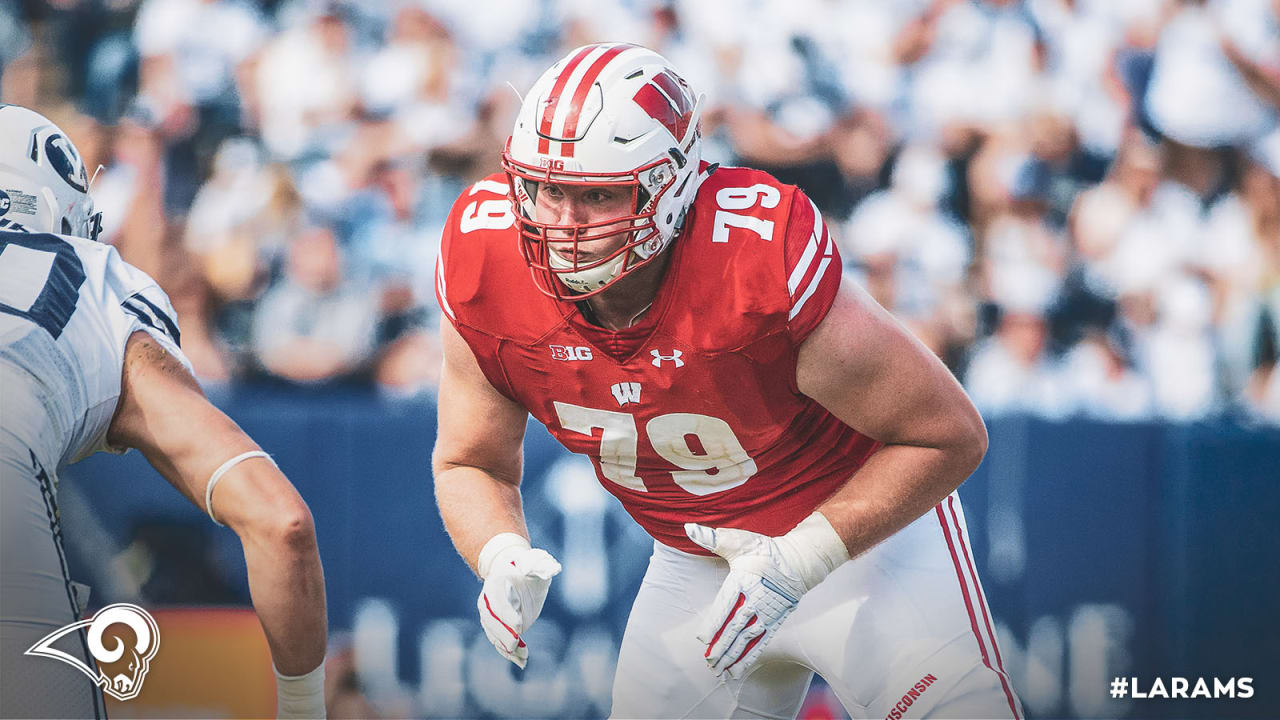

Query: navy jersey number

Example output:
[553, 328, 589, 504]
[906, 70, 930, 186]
[0, 232, 86, 339]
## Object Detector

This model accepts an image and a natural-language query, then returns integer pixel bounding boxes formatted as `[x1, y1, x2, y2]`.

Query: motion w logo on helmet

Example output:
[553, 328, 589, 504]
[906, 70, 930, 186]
[633, 70, 695, 142]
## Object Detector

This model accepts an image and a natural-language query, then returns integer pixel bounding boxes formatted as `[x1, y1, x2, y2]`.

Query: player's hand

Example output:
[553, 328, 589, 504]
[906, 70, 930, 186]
[475, 533, 562, 669]
[684, 512, 849, 679]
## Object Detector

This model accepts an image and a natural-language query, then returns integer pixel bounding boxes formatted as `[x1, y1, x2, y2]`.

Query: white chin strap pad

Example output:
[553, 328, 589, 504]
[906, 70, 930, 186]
[549, 250, 627, 293]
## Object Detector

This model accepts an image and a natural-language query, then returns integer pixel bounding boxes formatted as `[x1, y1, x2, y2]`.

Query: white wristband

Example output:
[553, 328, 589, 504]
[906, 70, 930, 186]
[205, 450, 276, 526]
[477, 532, 530, 579]
[780, 511, 852, 590]
[274, 662, 326, 719]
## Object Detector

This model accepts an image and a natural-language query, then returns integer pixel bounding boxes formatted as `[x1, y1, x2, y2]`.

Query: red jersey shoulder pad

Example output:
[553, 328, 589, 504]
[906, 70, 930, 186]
[664, 166, 842, 349]
[435, 173, 565, 343]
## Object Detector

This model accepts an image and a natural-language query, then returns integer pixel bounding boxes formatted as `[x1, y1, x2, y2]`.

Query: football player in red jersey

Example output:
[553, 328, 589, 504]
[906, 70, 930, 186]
[433, 44, 1023, 719]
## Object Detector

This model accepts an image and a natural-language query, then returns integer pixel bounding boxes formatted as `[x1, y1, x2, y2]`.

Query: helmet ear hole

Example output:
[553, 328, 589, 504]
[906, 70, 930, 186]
[61, 217, 73, 235]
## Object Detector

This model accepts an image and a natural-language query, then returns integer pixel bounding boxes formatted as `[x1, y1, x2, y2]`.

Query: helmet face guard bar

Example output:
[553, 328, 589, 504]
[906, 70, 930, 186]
[502, 146, 678, 301]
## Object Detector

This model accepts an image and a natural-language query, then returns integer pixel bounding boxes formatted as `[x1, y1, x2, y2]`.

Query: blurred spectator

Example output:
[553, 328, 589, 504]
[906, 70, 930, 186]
[1200, 152, 1280, 399]
[1026, 0, 1144, 157]
[0, 0, 33, 87]
[184, 138, 307, 374]
[843, 143, 973, 357]
[1140, 275, 1220, 419]
[251, 224, 381, 384]
[363, 5, 479, 160]
[973, 144, 1069, 313]
[134, 0, 266, 111]
[251, 3, 360, 160]
[965, 302, 1071, 417]
[92, 108, 174, 280]
[906, 0, 1042, 142]
[133, 0, 269, 209]
[1144, 0, 1278, 151]
[344, 158, 445, 394]
[185, 138, 280, 299]
[1057, 329, 1155, 420]
[1243, 309, 1280, 420]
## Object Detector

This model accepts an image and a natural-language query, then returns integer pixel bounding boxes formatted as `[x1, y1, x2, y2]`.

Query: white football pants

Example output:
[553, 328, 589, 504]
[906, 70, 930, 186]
[610, 492, 1023, 720]
[1, 366, 105, 719]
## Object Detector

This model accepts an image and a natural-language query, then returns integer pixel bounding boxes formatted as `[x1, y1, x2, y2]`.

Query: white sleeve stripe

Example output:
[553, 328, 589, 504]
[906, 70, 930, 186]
[788, 234, 818, 296]
[788, 235, 835, 321]
[436, 256, 455, 321]
[787, 198, 825, 296]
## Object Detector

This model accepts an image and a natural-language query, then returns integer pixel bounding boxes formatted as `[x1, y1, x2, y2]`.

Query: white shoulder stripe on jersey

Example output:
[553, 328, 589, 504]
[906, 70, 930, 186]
[788, 231, 834, 321]
[436, 255, 455, 321]
[787, 198, 825, 296]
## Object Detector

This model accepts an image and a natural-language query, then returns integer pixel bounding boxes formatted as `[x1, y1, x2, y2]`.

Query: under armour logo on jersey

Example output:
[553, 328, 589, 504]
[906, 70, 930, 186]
[651, 349, 684, 368]
[611, 382, 641, 407]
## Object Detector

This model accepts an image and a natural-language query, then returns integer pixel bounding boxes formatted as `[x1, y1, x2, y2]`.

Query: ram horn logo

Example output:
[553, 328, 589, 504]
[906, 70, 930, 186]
[25, 603, 160, 701]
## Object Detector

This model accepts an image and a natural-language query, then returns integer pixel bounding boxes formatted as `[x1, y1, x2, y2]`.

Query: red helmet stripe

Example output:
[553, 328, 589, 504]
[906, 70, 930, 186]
[538, 45, 596, 155]
[558, 43, 633, 157]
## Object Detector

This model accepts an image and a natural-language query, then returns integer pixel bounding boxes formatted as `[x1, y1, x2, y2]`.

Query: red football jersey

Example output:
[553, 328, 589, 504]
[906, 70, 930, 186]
[436, 165, 881, 554]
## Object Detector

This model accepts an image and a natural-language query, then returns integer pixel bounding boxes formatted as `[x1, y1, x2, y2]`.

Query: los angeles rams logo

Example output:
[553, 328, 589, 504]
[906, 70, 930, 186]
[25, 603, 160, 701]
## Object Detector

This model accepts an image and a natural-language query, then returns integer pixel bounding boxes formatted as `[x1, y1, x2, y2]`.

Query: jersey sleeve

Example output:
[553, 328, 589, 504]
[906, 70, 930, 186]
[433, 176, 523, 402]
[103, 246, 194, 377]
[783, 189, 842, 343]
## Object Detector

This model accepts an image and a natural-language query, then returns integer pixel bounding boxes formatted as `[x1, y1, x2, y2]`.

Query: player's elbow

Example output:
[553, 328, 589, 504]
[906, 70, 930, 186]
[239, 494, 318, 555]
[950, 403, 988, 477]
[269, 502, 318, 555]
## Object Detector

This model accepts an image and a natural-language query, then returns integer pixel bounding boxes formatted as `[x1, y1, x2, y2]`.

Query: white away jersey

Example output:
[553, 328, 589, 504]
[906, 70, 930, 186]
[0, 229, 190, 470]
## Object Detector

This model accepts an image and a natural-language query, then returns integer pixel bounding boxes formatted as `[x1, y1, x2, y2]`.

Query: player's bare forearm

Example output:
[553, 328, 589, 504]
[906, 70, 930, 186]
[433, 463, 529, 574]
[434, 319, 533, 573]
[797, 284, 987, 557]
[217, 461, 328, 675]
[815, 440, 982, 558]
[109, 332, 328, 674]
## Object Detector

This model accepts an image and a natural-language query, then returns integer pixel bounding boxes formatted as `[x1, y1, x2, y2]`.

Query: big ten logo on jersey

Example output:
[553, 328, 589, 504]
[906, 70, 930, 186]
[459, 180, 515, 234]
[712, 183, 781, 243]
[550, 344, 593, 361]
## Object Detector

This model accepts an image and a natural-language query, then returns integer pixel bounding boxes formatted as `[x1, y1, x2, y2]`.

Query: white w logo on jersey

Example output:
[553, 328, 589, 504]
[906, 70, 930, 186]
[611, 382, 641, 407]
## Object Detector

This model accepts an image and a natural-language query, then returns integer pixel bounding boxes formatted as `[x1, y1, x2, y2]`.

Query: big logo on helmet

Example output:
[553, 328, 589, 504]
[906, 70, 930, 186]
[632, 70, 694, 141]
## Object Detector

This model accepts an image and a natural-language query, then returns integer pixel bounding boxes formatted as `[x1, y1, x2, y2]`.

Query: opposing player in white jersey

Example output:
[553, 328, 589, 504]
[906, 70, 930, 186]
[0, 105, 328, 718]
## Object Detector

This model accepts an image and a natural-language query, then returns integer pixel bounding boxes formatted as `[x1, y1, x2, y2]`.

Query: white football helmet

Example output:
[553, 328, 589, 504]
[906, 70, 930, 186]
[503, 43, 705, 300]
[0, 104, 102, 240]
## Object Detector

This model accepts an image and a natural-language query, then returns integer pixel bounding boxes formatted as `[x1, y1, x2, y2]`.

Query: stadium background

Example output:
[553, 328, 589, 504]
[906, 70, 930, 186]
[3, 0, 1279, 717]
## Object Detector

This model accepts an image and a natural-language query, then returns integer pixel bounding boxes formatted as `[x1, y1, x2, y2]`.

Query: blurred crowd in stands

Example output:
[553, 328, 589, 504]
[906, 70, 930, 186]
[3, 0, 1278, 422]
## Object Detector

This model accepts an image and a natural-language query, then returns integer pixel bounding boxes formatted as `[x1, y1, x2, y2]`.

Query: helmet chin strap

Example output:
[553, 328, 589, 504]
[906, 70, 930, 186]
[548, 247, 629, 293]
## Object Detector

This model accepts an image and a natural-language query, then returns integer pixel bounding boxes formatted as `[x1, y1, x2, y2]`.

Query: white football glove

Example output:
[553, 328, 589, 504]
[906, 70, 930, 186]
[684, 512, 850, 678]
[476, 533, 562, 669]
